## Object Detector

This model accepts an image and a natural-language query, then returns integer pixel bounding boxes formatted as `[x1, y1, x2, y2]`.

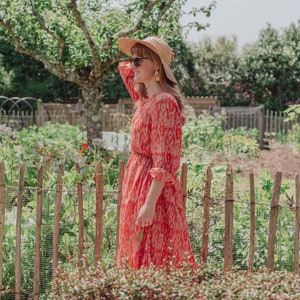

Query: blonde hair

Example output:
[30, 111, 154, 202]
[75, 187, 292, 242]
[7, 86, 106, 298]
[131, 43, 186, 123]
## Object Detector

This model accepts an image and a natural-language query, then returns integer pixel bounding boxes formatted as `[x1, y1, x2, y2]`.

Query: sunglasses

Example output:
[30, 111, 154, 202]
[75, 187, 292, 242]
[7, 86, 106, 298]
[130, 57, 151, 67]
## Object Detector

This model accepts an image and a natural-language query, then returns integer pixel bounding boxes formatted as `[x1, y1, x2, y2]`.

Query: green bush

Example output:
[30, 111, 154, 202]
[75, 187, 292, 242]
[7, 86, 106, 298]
[182, 113, 260, 162]
[0, 122, 129, 297]
[287, 124, 300, 150]
[48, 263, 300, 299]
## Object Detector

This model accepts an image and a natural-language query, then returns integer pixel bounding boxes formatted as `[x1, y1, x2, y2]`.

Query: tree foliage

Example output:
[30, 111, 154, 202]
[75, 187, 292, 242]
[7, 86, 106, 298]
[0, 37, 79, 100]
[237, 21, 300, 110]
[0, 53, 15, 94]
[191, 36, 240, 103]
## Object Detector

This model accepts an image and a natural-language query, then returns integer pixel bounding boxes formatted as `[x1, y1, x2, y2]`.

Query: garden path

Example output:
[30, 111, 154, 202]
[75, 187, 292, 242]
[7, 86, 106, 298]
[213, 142, 300, 180]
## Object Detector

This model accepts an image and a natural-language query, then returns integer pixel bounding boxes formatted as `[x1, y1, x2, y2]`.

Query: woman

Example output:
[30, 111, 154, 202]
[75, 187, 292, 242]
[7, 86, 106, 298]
[117, 36, 196, 269]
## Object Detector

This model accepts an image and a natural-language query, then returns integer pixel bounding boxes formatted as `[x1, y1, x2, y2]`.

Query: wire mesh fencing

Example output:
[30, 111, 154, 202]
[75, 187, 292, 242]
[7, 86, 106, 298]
[0, 161, 299, 299]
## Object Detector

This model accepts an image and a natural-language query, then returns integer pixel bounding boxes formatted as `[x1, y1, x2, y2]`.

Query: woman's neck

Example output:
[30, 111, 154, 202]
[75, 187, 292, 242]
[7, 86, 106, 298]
[145, 81, 163, 98]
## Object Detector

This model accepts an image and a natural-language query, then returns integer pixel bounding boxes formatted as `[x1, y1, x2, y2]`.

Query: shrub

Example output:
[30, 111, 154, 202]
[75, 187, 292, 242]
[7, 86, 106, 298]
[48, 263, 300, 299]
[182, 113, 260, 162]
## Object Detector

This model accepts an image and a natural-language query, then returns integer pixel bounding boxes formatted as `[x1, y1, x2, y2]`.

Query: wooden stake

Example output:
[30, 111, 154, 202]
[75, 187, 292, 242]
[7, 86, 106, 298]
[94, 162, 103, 265]
[0, 163, 5, 292]
[267, 171, 282, 272]
[224, 165, 234, 272]
[116, 161, 125, 255]
[180, 163, 188, 211]
[52, 165, 64, 277]
[248, 170, 255, 272]
[34, 165, 44, 300]
[200, 166, 212, 265]
[15, 163, 25, 300]
[76, 163, 84, 267]
[294, 174, 300, 274]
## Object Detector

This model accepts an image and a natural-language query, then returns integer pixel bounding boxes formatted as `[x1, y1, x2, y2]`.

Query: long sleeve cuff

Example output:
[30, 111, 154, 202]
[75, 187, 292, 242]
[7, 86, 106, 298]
[150, 167, 176, 184]
[118, 61, 134, 76]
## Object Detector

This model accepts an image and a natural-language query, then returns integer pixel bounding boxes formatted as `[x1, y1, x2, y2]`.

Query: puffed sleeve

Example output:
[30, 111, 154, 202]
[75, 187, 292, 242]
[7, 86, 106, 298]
[149, 93, 182, 184]
[118, 61, 140, 102]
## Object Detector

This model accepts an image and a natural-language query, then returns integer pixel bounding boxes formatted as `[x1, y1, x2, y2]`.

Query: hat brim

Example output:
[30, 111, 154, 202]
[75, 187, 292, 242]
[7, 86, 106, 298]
[118, 37, 177, 85]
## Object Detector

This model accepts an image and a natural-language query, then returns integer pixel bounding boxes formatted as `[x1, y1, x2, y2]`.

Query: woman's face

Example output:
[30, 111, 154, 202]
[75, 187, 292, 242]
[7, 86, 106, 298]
[132, 55, 155, 84]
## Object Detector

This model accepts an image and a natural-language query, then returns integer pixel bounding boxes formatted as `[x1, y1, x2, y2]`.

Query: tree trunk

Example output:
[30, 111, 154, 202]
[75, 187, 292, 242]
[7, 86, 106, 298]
[81, 84, 103, 145]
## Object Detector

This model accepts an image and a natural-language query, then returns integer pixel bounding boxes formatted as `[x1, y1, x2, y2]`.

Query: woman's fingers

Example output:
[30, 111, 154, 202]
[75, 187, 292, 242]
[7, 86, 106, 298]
[136, 203, 155, 227]
[136, 217, 153, 227]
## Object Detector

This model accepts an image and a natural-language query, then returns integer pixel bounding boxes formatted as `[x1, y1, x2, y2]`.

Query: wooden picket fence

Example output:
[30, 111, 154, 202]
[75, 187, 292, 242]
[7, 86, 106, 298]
[1, 97, 298, 140]
[0, 161, 299, 298]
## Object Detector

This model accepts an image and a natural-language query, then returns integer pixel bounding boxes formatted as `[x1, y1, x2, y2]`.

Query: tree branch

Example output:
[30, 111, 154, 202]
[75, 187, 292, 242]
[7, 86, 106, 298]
[113, 0, 162, 40]
[29, 0, 65, 72]
[0, 18, 81, 85]
[156, 0, 176, 24]
[68, 0, 101, 77]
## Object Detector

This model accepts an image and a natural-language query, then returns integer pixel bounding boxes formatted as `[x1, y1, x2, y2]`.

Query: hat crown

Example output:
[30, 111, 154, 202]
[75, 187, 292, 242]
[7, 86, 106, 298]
[143, 36, 173, 65]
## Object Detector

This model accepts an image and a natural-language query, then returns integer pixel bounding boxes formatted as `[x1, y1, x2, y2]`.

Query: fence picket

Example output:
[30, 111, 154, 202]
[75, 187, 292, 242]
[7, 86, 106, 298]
[15, 164, 25, 300]
[76, 163, 84, 267]
[116, 161, 125, 254]
[34, 165, 44, 300]
[259, 107, 265, 149]
[267, 172, 282, 272]
[94, 162, 104, 265]
[180, 163, 188, 211]
[201, 166, 212, 265]
[294, 174, 300, 274]
[224, 165, 234, 272]
[52, 165, 64, 277]
[0, 163, 5, 292]
[248, 170, 255, 272]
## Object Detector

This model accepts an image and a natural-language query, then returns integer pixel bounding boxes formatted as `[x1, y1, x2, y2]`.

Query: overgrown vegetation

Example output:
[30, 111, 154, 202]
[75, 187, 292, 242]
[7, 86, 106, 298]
[182, 111, 260, 161]
[0, 115, 299, 298]
[48, 263, 300, 299]
[284, 104, 300, 150]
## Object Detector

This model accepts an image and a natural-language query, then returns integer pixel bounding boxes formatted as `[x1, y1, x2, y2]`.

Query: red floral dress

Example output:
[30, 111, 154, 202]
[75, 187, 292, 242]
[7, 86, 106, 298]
[117, 62, 196, 269]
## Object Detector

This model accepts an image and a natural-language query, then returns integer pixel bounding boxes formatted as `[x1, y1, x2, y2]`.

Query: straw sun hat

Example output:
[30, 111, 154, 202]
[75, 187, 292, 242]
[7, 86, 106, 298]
[118, 36, 177, 85]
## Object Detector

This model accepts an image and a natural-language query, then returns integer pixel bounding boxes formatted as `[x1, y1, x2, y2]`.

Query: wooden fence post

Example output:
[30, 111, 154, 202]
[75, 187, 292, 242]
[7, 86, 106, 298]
[200, 166, 212, 265]
[180, 163, 188, 211]
[294, 174, 300, 274]
[248, 170, 255, 272]
[0, 163, 5, 293]
[267, 171, 282, 272]
[76, 164, 84, 267]
[116, 161, 125, 255]
[94, 162, 103, 265]
[259, 106, 265, 149]
[52, 165, 64, 277]
[15, 164, 25, 300]
[36, 99, 43, 128]
[34, 165, 44, 300]
[224, 165, 234, 272]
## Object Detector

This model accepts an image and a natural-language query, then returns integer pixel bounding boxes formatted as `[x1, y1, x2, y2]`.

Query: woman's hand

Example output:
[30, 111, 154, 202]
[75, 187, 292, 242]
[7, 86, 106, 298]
[136, 203, 156, 227]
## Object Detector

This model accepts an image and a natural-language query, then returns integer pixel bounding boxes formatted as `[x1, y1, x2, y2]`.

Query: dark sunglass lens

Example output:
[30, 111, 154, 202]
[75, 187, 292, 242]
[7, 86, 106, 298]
[132, 58, 142, 67]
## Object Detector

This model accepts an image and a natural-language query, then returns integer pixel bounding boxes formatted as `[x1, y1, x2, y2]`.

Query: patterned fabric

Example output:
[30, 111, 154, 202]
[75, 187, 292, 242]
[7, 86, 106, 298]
[117, 62, 197, 269]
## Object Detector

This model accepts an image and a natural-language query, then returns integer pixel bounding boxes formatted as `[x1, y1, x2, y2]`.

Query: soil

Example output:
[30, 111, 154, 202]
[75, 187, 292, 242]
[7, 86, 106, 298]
[212, 142, 300, 180]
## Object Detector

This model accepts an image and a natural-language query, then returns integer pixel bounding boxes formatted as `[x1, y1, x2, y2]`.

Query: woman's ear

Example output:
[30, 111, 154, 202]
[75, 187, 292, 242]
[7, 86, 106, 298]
[153, 60, 160, 71]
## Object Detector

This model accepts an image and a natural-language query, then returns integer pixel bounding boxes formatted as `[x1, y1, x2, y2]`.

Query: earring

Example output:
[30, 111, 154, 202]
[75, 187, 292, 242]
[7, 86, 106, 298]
[154, 70, 160, 82]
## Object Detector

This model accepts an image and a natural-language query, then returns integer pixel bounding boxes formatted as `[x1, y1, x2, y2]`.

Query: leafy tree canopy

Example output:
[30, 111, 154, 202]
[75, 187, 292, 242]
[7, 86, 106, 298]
[191, 35, 240, 102]
[238, 21, 300, 110]
[0, 0, 216, 141]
